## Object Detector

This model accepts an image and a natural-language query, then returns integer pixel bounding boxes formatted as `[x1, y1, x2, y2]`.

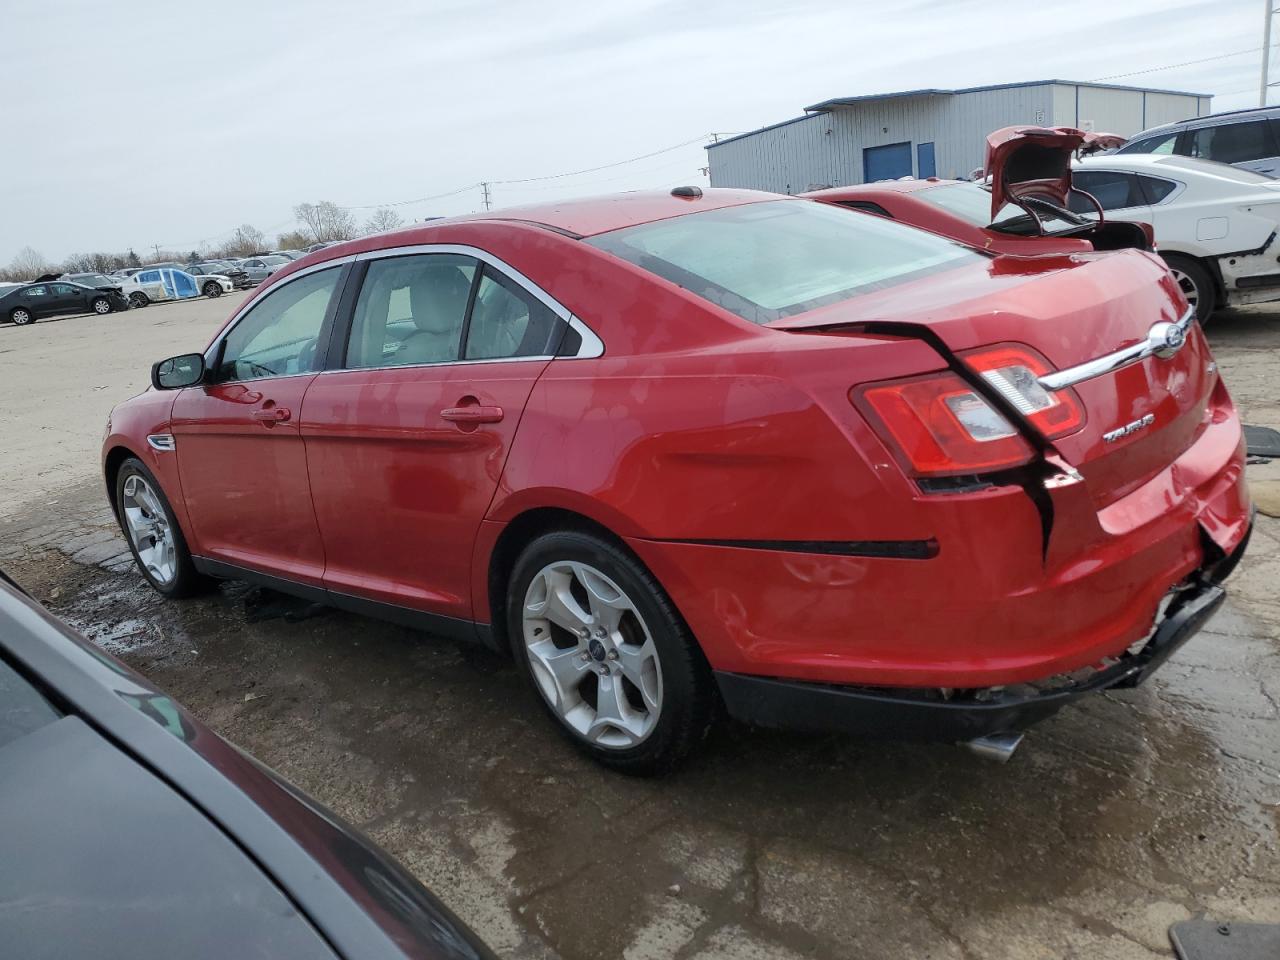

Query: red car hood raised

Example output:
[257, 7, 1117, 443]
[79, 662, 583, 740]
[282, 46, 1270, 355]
[771, 250, 1213, 505]
[983, 126, 1121, 221]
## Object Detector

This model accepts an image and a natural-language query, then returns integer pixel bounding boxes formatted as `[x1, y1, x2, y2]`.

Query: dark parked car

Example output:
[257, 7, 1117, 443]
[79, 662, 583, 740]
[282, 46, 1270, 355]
[188, 259, 253, 289]
[0, 569, 497, 960]
[0, 280, 128, 326]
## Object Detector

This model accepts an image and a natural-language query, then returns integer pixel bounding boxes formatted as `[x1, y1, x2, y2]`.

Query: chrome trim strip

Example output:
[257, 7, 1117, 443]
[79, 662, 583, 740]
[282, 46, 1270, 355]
[352, 242, 604, 359]
[146, 433, 176, 451]
[1038, 306, 1195, 392]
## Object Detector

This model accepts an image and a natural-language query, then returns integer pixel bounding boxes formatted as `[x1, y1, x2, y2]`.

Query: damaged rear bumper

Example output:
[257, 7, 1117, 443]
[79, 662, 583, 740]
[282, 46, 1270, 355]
[714, 521, 1249, 743]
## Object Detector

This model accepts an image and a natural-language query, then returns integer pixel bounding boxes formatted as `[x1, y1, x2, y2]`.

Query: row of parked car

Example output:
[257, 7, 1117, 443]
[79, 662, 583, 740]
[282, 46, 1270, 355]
[0, 244, 349, 326]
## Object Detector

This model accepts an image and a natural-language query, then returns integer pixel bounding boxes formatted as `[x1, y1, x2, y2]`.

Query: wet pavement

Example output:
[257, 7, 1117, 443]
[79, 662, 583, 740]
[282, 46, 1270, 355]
[1, 302, 1278, 959]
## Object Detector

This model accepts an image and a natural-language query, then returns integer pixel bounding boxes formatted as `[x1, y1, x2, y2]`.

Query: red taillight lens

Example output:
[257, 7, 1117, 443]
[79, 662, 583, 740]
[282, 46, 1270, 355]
[856, 373, 1034, 476]
[962, 345, 1085, 439]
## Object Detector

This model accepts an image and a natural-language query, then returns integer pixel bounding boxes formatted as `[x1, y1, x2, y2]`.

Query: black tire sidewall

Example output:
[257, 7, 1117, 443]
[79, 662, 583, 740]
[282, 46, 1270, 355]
[505, 530, 711, 775]
[114, 457, 203, 598]
[1161, 254, 1216, 324]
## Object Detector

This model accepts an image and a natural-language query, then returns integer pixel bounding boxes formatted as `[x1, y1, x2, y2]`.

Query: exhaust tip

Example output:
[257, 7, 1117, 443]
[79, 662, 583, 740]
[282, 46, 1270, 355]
[964, 731, 1024, 763]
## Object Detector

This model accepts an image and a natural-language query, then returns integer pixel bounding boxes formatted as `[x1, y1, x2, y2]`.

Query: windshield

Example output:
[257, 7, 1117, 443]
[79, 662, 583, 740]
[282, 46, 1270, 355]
[1153, 155, 1276, 183]
[916, 182, 1085, 235]
[586, 200, 979, 324]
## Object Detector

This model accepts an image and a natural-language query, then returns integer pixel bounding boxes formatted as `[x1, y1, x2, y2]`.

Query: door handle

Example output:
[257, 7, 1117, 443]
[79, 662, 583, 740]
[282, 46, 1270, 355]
[440, 404, 504, 424]
[252, 406, 291, 423]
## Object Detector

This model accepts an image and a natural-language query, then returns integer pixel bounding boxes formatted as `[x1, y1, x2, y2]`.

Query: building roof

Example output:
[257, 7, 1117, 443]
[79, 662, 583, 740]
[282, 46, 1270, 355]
[707, 79, 1213, 150]
[804, 79, 1212, 112]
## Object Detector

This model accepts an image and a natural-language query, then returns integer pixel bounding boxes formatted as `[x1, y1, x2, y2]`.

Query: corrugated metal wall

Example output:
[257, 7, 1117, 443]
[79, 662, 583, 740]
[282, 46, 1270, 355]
[709, 83, 1206, 192]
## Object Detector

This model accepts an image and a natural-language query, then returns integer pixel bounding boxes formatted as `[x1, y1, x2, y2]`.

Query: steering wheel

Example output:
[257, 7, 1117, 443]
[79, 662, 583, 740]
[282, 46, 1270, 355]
[296, 338, 319, 373]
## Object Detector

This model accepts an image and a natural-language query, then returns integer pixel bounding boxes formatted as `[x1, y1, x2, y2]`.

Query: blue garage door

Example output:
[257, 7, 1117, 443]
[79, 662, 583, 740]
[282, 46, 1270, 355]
[863, 141, 913, 182]
[917, 142, 936, 179]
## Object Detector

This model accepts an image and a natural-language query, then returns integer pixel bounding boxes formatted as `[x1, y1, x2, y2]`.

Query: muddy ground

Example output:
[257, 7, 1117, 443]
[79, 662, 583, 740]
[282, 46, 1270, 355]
[1, 296, 1278, 959]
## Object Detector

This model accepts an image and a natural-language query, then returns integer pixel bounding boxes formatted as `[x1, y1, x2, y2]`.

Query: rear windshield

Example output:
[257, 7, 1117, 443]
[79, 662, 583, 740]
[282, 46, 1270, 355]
[1153, 155, 1275, 183]
[586, 200, 979, 324]
[916, 182, 1084, 235]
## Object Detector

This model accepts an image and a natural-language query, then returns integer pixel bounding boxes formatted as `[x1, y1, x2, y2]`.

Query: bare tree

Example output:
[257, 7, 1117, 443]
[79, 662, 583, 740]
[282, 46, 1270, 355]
[3, 246, 53, 281]
[276, 229, 311, 251]
[363, 207, 404, 235]
[62, 252, 97, 273]
[293, 201, 357, 243]
[225, 224, 266, 258]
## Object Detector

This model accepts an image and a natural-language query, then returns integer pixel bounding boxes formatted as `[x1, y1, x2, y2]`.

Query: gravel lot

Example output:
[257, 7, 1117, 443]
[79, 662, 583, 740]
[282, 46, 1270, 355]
[1, 294, 1278, 959]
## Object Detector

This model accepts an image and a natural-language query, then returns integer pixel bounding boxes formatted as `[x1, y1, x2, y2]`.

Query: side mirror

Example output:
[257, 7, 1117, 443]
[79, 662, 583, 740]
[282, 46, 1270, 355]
[152, 353, 205, 390]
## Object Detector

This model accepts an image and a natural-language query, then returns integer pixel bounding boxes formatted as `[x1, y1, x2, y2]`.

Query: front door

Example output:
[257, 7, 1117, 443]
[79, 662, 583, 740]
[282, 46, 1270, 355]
[302, 252, 564, 621]
[170, 265, 346, 585]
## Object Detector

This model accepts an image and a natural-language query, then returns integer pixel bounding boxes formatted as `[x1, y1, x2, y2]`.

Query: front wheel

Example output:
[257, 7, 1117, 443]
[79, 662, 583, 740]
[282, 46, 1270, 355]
[507, 530, 714, 776]
[9, 307, 33, 325]
[115, 458, 207, 597]
[202, 281, 222, 298]
[1161, 253, 1217, 325]
[91, 296, 112, 315]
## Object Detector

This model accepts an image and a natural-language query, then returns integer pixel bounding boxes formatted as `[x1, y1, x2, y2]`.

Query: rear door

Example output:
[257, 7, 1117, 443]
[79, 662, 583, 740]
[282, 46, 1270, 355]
[301, 248, 570, 622]
[170, 264, 347, 584]
[46, 283, 84, 316]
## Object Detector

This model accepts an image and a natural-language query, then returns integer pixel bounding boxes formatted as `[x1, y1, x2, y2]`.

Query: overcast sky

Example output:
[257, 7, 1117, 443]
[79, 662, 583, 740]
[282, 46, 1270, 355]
[0, 0, 1266, 263]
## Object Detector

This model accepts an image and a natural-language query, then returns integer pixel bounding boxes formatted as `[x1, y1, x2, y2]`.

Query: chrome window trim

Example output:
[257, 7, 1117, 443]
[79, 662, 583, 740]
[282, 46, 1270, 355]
[1038, 306, 1196, 392]
[350, 243, 604, 360]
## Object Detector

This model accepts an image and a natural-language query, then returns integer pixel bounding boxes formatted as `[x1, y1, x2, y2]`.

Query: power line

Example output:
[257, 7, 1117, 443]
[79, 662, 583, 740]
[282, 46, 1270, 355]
[490, 135, 709, 185]
[1090, 46, 1262, 82]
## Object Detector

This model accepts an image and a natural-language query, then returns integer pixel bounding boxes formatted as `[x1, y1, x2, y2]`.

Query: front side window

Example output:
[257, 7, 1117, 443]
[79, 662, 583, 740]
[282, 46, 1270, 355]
[51, 284, 74, 295]
[346, 254, 475, 369]
[138, 271, 160, 283]
[1118, 132, 1179, 155]
[465, 268, 561, 360]
[215, 267, 341, 381]
[587, 200, 978, 324]
[1189, 121, 1277, 165]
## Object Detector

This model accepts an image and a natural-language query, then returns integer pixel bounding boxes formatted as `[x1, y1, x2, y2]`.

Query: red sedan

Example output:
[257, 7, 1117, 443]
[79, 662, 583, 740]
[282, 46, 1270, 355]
[103, 185, 1251, 773]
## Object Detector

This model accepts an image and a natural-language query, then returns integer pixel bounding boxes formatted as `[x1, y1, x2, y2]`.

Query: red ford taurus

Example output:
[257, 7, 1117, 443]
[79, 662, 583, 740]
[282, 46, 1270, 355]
[103, 185, 1252, 773]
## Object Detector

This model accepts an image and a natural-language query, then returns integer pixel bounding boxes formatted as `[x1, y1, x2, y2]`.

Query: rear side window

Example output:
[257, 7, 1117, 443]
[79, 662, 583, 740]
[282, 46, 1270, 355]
[1138, 175, 1179, 203]
[23, 286, 47, 298]
[587, 200, 978, 324]
[1068, 171, 1145, 211]
[1189, 121, 1277, 165]
[346, 254, 476, 369]
[836, 200, 894, 218]
[464, 268, 561, 360]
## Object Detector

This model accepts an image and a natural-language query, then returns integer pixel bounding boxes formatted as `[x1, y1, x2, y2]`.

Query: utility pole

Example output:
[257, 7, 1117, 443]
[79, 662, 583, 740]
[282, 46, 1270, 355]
[1265, 0, 1276, 107]
[152, 243, 161, 260]
[481, 182, 492, 211]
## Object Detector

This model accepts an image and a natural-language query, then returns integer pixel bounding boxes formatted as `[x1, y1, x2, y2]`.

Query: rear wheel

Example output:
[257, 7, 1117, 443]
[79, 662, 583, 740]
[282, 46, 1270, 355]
[1161, 253, 1217, 325]
[202, 281, 222, 298]
[115, 457, 207, 597]
[91, 296, 112, 315]
[507, 530, 714, 776]
[9, 307, 32, 326]
[129, 292, 149, 308]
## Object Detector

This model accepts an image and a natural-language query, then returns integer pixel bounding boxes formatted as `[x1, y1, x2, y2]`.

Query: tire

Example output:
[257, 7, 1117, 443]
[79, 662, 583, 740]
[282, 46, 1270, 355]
[91, 296, 112, 315]
[202, 281, 222, 298]
[129, 292, 149, 308]
[114, 457, 208, 598]
[506, 530, 714, 775]
[1160, 253, 1217, 325]
[9, 307, 33, 326]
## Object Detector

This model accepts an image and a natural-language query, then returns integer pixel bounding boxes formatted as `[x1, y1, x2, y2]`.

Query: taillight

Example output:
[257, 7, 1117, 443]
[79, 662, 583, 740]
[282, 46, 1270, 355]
[852, 345, 1083, 479]
[961, 345, 1085, 439]
[855, 372, 1034, 476]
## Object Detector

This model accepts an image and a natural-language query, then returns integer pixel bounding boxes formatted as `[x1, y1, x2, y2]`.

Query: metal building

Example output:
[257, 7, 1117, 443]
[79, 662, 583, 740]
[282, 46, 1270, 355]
[707, 80, 1211, 193]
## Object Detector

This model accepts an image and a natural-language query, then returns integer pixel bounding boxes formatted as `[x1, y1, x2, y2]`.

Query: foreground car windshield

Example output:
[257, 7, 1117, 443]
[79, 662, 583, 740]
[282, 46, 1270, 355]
[917, 181, 1084, 235]
[586, 199, 978, 323]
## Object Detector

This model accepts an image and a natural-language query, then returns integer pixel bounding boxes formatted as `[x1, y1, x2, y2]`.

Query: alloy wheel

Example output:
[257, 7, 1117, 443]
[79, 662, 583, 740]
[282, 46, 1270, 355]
[121, 474, 177, 586]
[11, 309, 31, 325]
[522, 560, 663, 748]
[93, 299, 111, 314]
[1168, 268, 1199, 309]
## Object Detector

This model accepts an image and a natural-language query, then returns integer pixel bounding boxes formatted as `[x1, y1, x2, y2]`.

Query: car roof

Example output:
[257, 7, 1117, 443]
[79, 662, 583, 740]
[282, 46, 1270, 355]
[442, 187, 780, 237]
